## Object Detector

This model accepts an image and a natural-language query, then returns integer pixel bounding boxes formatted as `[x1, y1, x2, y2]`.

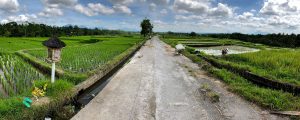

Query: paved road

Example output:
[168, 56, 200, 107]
[72, 37, 286, 120]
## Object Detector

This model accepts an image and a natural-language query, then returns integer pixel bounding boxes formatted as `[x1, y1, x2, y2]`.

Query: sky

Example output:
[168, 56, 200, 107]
[0, 0, 300, 34]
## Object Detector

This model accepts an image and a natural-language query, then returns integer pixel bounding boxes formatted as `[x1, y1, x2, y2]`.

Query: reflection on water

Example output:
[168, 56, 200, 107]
[196, 45, 259, 56]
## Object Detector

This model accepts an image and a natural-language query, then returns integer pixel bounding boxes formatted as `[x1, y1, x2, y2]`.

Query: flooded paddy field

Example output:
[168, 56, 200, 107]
[195, 45, 260, 56]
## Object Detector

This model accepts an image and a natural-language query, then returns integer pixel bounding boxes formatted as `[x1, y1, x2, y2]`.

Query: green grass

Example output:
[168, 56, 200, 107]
[222, 49, 300, 86]
[0, 80, 74, 120]
[209, 68, 300, 111]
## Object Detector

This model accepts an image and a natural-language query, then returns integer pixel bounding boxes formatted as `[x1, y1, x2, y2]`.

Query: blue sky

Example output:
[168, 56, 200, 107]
[0, 0, 300, 34]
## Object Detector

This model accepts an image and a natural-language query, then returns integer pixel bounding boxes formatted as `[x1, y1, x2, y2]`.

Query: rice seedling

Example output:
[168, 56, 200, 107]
[0, 54, 46, 97]
[29, 36, 143, 73]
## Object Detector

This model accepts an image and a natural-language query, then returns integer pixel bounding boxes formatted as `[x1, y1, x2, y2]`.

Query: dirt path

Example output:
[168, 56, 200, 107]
[72, 37, 286, 120]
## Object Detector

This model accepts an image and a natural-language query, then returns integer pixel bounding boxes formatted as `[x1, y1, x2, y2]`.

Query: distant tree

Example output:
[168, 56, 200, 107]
[0, 22, 139, 37]
[140, 18, 153, 37]
[190, 32, 197, 37]
[4, 31, 11, 37]
[73, 25, 80, 36]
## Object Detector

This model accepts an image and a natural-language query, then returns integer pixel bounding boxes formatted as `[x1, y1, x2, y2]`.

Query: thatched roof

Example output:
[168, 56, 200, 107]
[43, 37, 66, 48]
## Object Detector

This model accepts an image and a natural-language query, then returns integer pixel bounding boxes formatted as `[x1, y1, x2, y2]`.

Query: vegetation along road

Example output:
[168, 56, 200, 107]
[72, 36, 286, 120]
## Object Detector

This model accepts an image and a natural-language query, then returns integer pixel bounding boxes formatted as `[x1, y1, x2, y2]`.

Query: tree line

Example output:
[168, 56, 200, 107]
[0, 22, 129, 37]
[161, 31, 300, 48]
[208, 33, 300, 48]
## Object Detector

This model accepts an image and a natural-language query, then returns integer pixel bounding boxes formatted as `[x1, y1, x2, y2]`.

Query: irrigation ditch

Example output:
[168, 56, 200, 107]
[197, 54, 300, 95]
[14, 40, 146, 119]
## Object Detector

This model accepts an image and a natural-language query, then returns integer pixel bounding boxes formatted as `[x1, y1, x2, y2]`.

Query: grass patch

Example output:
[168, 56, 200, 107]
[200, 83, 220, 103]
[0, 80, 74, 120]
[209, 68, 300, 111]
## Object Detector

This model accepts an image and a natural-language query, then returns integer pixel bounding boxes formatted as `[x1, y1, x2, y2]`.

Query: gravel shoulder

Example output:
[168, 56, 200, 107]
[72, 36, 287, 120]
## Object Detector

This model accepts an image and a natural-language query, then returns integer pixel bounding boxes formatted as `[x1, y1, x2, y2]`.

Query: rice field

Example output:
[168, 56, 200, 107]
[28, 36, 142, 73]
[0, 54, 46, 98]
[163, 36, 300, 86]
[0, 36, 93, 52]
[222, 49, 300, 85]
[195, 45, 259, 56]
[0, 35, 142, 98]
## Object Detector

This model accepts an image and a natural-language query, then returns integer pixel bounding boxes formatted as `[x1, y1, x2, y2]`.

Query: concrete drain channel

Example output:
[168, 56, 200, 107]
[75, 68, 119, 108]
[44, 43, 145, 119]
[47, 59, 130, 120]
[70, 45, 143, 116]
[46, 55, 134, 119]
[74, 57, 132, 112]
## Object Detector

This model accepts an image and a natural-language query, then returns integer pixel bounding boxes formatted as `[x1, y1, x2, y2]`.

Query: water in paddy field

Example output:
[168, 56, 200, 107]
[196, 45, 259, 56]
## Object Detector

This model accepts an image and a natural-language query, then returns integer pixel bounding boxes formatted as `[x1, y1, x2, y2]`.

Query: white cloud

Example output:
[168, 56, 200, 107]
[258, 0, 300, 29]
[250, 9, 256, 13]
[42, 0, 78, 7]
[2, 0, 300, 34]
[39, 0, 78, 17]
[149, 3, 156, 11]
[74, 3, 134, 16]
[260, 0, 300, 16]
[0, 19, 9, 23]
[74, 4, 96, 16]
[109, 0, 134, 5]
[237, 12, 254, 20]
[175, 15, 203, 20]
[210, 3, 233, 17]
[169, 0, 300, 33]
[173, 0, 210, 14]
[160, 9, 168, 15]
[1, 14, 37, 23]
[113, 5, 132, 14]
[88, 3, 115, 15]
[39, 7, 63, 17]
[0, 0, 19, 12]
[39, 0, 133, 17]
[173, 0, 233, 17]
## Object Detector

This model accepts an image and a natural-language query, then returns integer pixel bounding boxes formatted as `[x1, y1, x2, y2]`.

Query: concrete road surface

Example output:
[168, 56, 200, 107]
[72, 36, 286, 120]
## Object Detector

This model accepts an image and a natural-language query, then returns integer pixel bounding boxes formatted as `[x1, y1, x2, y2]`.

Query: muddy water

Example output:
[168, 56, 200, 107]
[0, 69, 8, 97]
[196, 45, 259, 56]
[0, 69, 4, 78]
